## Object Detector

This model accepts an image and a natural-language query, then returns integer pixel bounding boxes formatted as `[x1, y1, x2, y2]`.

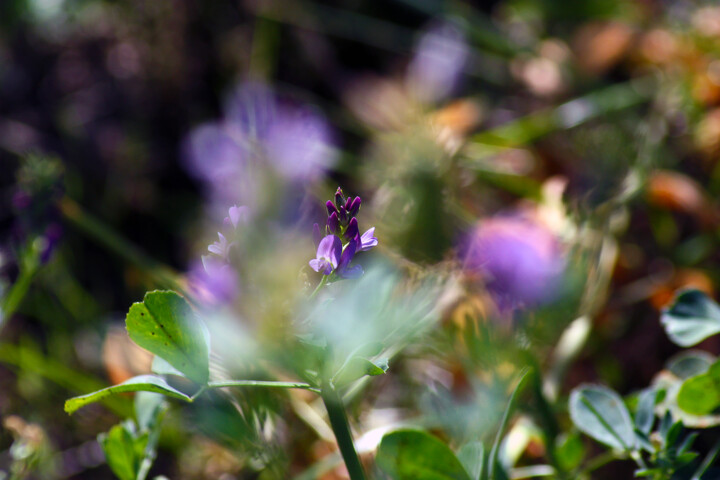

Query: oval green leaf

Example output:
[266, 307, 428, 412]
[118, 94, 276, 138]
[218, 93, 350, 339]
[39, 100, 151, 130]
[65, 375, 192, 414]
[376, 429, 471, 480]
[678, 360, 720, 416]
[126, 290, 210, 384]
[661, 289, 720, 347]
[569, 384, 637, 451]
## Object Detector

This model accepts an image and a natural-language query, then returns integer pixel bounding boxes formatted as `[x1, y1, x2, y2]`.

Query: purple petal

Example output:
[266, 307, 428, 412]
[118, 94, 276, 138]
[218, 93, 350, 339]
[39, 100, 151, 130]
[326, 200, 338, 216]
[334, 187, 345, 208]
[227, 205, 250, 229]
[337, 239, 357, 271]
[313, 223, 322, 249]
[309, 258, 333, 275]
[345, 217, 359, 240]
[327, 212, 339, 233]
[338, 206, 348, 223]
[360, 227, 378, 251]
[316, 235, 342, 268]
[348, 196, 362, 217]
[339, 264, 364, 279]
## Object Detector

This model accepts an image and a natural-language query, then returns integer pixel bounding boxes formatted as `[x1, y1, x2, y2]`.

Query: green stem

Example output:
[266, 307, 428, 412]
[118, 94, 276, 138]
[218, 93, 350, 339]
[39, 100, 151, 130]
[310, 275, 329, 299]
[207, 380, 320, 394]
[321, 385, 367, 480]
[1, 255, 39, 321]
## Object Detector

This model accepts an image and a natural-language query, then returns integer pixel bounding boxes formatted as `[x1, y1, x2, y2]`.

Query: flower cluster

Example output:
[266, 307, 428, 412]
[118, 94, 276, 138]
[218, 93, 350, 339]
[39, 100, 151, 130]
[309, 188, 378, 279]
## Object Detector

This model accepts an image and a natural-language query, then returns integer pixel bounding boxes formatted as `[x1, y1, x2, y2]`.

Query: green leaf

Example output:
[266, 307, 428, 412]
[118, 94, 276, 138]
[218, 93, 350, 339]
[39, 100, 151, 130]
[678, 360, 720, 415]
[635, 388, 657, 435]
[98, 422, 148, 480]
[65, 375, 192, 414]
[555, 432, 585, 472]
[376, 429, 471, 480]
[661, 289, 720, 347]
[135, 391, 167, 431]
[126, 291, 210, 384]
[488, 369, 530, 480]
[456, 442, 484, 480]
[569, 385, 637, 451]
[332, 356, 388, 387]
[151, 355, 185, 378]
[667, 350, 715, 380]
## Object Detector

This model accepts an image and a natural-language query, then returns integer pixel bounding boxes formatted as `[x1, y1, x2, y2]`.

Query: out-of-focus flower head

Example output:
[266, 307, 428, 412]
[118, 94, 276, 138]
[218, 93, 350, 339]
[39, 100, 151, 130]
[184, 82, 336, 211]
[461, 215, 566, 311]
[308, 187, 377, 279]
[406, 20, 469, 104]
[186, 205, 244, 307]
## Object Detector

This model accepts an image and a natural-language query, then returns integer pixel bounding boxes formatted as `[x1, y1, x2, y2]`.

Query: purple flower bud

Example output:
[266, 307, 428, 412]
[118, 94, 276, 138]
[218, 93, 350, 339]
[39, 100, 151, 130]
[334, 187, 345, 209]
[345, 217, 359, 240]
[348, 196, 362, 217]
[327, 212, 339, 233]
[326, 200, 338, 216]
[338, 206, 348, 223]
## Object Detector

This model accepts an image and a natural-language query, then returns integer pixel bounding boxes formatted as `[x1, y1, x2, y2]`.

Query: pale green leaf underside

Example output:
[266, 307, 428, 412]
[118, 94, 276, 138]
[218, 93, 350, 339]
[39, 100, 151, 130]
[65, 375, 192, 414]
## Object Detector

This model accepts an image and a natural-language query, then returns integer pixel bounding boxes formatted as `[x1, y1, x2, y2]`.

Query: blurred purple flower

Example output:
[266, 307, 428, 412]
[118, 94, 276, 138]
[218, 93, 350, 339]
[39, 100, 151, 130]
[208, 232, 233, 260]
[462, 216, 566, 310]
[188, 257, 239, 307]
[406, 21, 469, 104]
[184, 82, 336, 207]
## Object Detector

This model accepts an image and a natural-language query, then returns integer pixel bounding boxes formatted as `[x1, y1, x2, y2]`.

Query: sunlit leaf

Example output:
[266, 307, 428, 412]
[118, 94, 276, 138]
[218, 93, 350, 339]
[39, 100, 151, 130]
[569, 385, 636, 451]
[678, 360, 720, 416]
[98, 422, 148, 480]
[661, 289, 720, 347]
[126, 291, 210, 384]
[456, 442, 484, 480]
[332, 356, 388, 387]
[635, 388, 657, 435]
[376, 429, 471, 480]
[65, 375, 192, 414]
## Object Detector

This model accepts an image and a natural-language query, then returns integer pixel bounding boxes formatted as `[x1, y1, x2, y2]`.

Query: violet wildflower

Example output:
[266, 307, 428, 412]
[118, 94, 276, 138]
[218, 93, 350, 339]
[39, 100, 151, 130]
[462, 216, 566, 310]
[208, 232, 232, 261]
[308, 187, 376, 280]
[225, 205, 251, 229]
[187, 257, 239, 307]
[406, 21, 469, 104]
[184, 82, 336, 208]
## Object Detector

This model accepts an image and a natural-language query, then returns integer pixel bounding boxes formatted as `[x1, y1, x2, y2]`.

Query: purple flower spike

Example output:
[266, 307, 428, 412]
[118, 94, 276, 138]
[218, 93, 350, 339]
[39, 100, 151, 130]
[337, 240, 363, 279]
[326, 200, 338, 216]
[345, 217, 359, 240]
[313, 223, 322, 249]
[359, 227, 378, 251]
[348, 196, 362, 217]
[309, 235, 342, 275]
[327, 212, 339, 233]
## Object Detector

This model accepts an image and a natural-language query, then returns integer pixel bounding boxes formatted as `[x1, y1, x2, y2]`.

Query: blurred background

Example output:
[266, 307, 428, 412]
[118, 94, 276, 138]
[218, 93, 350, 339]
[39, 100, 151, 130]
[3, 0, 720, 478]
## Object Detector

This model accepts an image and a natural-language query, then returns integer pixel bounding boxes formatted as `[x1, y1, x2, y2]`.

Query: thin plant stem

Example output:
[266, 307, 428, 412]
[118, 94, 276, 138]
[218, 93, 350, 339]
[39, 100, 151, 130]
[321, 384, 367, 480]
[310, 275, 329, 299]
